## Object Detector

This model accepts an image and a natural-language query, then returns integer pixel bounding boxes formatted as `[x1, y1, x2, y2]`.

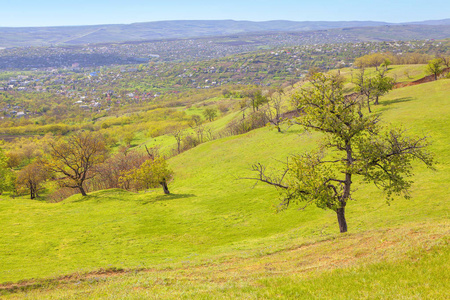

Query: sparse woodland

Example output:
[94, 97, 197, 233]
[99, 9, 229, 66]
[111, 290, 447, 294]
[0, 37, 449, 298]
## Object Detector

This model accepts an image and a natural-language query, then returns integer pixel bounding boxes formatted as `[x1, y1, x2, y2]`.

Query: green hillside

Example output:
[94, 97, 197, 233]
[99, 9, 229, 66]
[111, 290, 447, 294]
[1, 79, 449, 298]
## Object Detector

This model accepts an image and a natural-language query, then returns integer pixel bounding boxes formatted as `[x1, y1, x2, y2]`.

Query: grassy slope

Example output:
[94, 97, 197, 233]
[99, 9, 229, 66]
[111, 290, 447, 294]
[338, 64, 430, 92]
[1, 79, 449, 298]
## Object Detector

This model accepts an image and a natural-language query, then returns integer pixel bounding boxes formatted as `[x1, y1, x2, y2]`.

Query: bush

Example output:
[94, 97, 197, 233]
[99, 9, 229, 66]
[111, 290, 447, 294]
[217, 102, 229, 113]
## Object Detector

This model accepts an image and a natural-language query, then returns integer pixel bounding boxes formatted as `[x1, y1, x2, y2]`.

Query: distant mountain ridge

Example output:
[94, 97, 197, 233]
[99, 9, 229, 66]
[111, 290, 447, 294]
[1, 19, 450, 47]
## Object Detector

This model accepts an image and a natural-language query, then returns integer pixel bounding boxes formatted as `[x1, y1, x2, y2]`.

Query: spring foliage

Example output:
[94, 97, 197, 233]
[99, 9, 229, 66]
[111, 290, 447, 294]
[251, 73, 434, 232]
[0, 148, 14, 194]
[119, 156, 173, 194]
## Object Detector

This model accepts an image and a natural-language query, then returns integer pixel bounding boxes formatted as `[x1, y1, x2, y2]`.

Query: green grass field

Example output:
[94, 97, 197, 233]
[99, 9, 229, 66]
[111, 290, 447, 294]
[1, 78, 449, 298]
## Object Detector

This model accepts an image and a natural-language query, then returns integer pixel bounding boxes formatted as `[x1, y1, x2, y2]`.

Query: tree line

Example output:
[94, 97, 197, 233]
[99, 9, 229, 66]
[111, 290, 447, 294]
[0, 132, 173, 200]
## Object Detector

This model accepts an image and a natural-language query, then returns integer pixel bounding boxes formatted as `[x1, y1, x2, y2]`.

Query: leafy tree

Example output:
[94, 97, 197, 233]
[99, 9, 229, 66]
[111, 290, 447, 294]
[252, 90, 268, 112]
[426, 58, 444, 80]
[354, 53, 386, 69]
[44, 132, 108, 196]
[371, 70, 395, 105]
[203, 107, 217, 122]
[353, 69, 394, 112]
[15, 161, 49, 199]
[0, 148, 15, 194]
[122, 132, 135, 146]
[120, 157, 173, 194]
[244, 89, 268, 112]
[381, 58, 392, 71]
[5, 151, 23, 169]
[189, 114, 203, 127]
[248, 73, 434, 233]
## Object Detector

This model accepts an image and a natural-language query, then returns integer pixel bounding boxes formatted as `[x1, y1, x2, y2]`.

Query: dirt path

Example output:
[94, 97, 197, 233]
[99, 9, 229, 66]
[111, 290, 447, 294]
[394, 67, 450, 88]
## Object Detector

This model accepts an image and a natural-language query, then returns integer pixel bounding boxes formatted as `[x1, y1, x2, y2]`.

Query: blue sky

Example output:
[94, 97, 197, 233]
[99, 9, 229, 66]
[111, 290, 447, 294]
[1, 0, 449, 27]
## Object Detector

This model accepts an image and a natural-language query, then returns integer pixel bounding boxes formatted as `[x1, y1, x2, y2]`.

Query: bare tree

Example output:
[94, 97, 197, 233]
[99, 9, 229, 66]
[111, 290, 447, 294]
[204, 126, 214, 141]
[265, 88, 285, 132]
[189, 114, 203, 128]
[437, 55, 450, 68]
[44, 132, 108, 196]
[353, 68, 394, 112]
[90, 149, 147, 191]
[171, 129, 184, 154]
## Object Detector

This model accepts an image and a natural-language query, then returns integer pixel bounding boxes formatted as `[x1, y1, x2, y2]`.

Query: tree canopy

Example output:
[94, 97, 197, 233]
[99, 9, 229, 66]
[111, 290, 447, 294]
[249, 73, 434, 233]
[15, 161, 49, 199]
[44, 132, 108, 196]
[353, 69, 395, 112]
[426, 58, 444, 80]
[0, 148, 15, 194]
[119, 156, 173, 194]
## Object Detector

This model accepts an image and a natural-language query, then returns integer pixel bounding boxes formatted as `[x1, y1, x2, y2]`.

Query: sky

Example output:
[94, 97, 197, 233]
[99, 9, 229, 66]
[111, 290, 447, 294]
[1, 0, 449, 27]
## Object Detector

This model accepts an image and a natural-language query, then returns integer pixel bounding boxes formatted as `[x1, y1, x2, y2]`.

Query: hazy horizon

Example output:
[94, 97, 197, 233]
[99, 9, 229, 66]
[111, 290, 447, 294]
[1, 18, 450, 29]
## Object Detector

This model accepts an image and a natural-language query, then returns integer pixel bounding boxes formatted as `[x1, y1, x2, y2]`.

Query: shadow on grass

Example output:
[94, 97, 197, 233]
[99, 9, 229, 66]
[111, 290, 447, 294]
[143, 193, 196, 204]
[381, 97, 414, 106]
[71, 195, 96, 203]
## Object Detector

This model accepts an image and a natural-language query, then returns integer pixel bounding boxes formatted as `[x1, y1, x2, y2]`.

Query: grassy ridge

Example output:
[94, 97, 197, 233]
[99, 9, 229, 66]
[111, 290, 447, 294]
[1, 79, 449, 297]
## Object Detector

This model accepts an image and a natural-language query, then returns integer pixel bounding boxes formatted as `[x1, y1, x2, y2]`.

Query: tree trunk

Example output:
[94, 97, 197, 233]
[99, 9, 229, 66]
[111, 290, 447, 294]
[161, 180, 170, 195]
[79, 185, 87, 196]
[336, 207, 348, 233]
[340, 142, 352, 234]
[367, 97, 372, 113]
[374, 95, 379, 105]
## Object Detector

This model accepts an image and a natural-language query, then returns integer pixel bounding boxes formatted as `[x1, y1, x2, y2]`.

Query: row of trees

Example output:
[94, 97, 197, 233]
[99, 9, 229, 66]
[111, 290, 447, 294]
[354, 53, 450, 82]
[0, 132, 174, 199]
[353, 52, 447, 69]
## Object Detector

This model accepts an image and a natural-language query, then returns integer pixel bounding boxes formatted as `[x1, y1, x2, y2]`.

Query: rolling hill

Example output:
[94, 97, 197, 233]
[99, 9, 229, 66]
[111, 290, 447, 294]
[1, 72, 449, 298]
[1, 19, 450, 47]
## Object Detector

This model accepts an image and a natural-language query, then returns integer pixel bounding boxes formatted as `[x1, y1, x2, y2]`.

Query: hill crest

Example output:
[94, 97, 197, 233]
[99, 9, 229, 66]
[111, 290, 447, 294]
[2, 19, 450, 47]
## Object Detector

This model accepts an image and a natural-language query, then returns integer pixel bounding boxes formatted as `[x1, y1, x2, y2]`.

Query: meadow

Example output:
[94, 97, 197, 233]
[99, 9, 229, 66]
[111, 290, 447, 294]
[0, 76, 449, 298]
